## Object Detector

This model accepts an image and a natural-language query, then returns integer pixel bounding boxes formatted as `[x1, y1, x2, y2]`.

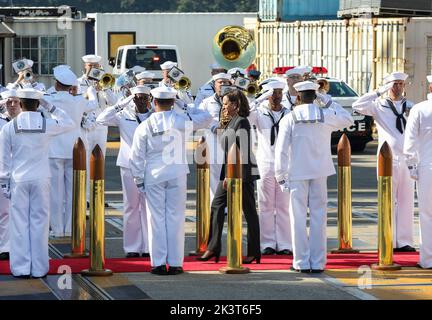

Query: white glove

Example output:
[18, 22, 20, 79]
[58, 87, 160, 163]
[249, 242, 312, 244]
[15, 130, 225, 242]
[277, 178, 290, 193]
[316, 92, 332, 107]
[134, 178, 145, 194]
[1, 183, 10, 199]
[0, 99, 7, 113]
[256, 88, 274, 104]
[86, 86, 97, 101]
[377, 82, 394, 96]
[115, 95, 134, 112]
[39, 97, 55, 112]
[81, 112, 97, 130]
[408, 166, 418, 180]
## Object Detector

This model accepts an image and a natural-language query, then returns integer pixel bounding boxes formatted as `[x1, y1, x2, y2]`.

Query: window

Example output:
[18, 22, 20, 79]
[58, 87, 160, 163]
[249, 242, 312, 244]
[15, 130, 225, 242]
[328, 81, 358, 98]
[13, 36, 65, 75]
[108, 32, 135, 61]
[125, 48, 177, 70]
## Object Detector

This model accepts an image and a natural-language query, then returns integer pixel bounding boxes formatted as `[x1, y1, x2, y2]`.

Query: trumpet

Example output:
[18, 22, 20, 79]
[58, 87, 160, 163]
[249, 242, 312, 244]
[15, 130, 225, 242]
[246, 82, 259, 96]
[174, 76, 192, 91]
[98, 73, 115, 90]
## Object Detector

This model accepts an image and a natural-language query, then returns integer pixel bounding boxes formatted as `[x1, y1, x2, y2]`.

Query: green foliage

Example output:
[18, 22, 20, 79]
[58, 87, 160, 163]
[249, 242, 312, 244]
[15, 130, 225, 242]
[0, 0, 258, 13]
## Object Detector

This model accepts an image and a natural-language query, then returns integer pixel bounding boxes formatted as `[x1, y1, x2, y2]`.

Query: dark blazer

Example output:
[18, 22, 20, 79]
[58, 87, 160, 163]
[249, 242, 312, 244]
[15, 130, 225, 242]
[219, 115, 260, 182]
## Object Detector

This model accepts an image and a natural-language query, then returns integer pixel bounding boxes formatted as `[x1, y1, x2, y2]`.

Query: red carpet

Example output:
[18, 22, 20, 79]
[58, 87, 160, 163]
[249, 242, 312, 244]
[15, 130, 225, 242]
[0, 252, 419, 275]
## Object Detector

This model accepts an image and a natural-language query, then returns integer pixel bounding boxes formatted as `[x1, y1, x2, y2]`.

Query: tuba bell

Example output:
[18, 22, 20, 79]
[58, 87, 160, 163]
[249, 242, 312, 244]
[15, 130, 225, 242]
[246, 81, 259, 96]
[212, 25, 256, 70]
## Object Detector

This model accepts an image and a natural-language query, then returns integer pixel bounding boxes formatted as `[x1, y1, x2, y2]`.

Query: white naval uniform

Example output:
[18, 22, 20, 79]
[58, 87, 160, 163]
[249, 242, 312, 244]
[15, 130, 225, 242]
[130, 109, 212, 267]
[96, 102, 150, 254]
[275, 102, 353, 270]
[0, 115, 11, 254]
[198, 94, 224, 203]
[404, 97, 432, 268]
[0, 109, 74, 277]
[6, 81, 46, 92]
[353, 92, 415, 248]
[46, 91, 97, 237]
[248, 101, 292, 252]
[194, 81, 215, 108]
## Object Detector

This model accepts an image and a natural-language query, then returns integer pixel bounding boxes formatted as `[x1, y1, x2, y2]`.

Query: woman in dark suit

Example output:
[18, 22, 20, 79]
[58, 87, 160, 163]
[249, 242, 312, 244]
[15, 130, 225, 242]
[198, 89, 261, 264]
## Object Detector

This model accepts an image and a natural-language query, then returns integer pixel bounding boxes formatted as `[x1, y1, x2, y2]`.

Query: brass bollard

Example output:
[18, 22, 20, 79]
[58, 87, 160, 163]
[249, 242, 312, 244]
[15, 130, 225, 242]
[64, 138, 89, 259]
[332, 134, 359, 254]
[220, 144, 250, 274]
[81, 145, 113, 277]
[372, 142, 401, 271]
[190, 137, 210, 256]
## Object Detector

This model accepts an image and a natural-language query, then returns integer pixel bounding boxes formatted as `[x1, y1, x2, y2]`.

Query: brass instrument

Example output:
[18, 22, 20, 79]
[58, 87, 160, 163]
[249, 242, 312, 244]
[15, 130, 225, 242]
[317, 78, 330, 94]
[246, 82, 259, 96]
[174, 76, 192, 91]
[98, 73, 115, 90]
[212, 25, 256, 70]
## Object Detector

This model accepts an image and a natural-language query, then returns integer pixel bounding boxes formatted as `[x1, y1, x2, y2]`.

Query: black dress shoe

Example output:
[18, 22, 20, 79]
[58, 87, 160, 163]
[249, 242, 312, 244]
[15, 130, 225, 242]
[126, 252, 140, 258]
[311, 269, 325, 274]
[277, 249, 293, 256]
[141, 252, 150, 258]
[394, 245, 416, 253]
[0, 252, 10, 260]
[13, 274, 31, 279]
[261, 247, 276, 255]
[168, 266, 184, 275]
[416, 263, 432, 270]
[32, 274, 48, 279]
[151, 265, 168, 275]
[290, 266, 310, 273]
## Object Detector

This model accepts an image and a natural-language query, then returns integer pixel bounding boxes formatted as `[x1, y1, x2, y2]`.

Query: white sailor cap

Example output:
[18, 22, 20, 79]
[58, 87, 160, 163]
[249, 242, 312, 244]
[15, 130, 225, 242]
[427, 75, 432, 83]
[136, 71, 155, 80]
[131, 65, 146, 73]
[293, 81, 320, 92]
[212, 73, 232, 82]
[383, 72, 408, 84]
[131, 85, 151, 96]
[16, 88, 44, 100]
[23, 59, 34, 68]
[82, 54, 102, 64]
[150, 86, 177, 99]
[1, 89, 17, 99]
[53, 65, 77, 86]
[160, 61, 177, 70]
[228, 67, 246, 77]
[263, 80, 286, 91]
[285, 66, 312, 77]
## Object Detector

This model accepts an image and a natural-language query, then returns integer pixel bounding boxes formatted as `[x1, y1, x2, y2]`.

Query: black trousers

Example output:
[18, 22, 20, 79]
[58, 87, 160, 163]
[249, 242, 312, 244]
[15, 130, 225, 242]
[207, 180, 261, 257]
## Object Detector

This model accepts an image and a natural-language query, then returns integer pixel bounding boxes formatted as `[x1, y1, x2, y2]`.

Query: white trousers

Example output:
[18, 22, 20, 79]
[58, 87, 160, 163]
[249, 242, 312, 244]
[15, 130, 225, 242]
[145, 175, 187, 267]
[120, 167, 148, 254]
[206, 132, 223, 205]
[86, 126, 108, 199]
[10, 179, 50, 277]
[289, 178, 328, 270]
[49, 158, 73, 236]
[257, 176, 292, 251]
[391, 158, 415, 248]
[417, 166, 432, 268]
[0, 193, 9, 253]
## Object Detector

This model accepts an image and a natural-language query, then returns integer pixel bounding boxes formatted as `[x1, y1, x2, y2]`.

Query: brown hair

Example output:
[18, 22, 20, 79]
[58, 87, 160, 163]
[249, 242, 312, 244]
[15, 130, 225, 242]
[223, 90, 250, 117]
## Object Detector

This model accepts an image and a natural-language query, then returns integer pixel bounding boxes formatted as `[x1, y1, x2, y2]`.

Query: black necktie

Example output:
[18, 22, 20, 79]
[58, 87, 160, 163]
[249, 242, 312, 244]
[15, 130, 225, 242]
[266, 110, 286, 146]
[386, 99, 407, 134]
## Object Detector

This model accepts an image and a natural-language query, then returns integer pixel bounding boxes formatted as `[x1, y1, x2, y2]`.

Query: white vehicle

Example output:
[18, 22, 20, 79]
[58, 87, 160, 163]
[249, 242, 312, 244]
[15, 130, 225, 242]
[109, 44, 181, 84]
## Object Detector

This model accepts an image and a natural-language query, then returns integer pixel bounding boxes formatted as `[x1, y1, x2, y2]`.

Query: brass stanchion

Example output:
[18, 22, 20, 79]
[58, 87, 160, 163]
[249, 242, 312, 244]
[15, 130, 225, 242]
[81, 145, 113, 277]
[332, 134, 359, 254]
[190, 137, 210, 256]
[220, 144, 250, 274]
[372, 142, 401, 271]
[64, 138, 89, 259]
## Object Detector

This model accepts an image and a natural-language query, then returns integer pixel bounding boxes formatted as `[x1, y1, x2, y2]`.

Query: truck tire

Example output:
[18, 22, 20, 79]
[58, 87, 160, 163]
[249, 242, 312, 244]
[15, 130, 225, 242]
[351, 142, 366, 152]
